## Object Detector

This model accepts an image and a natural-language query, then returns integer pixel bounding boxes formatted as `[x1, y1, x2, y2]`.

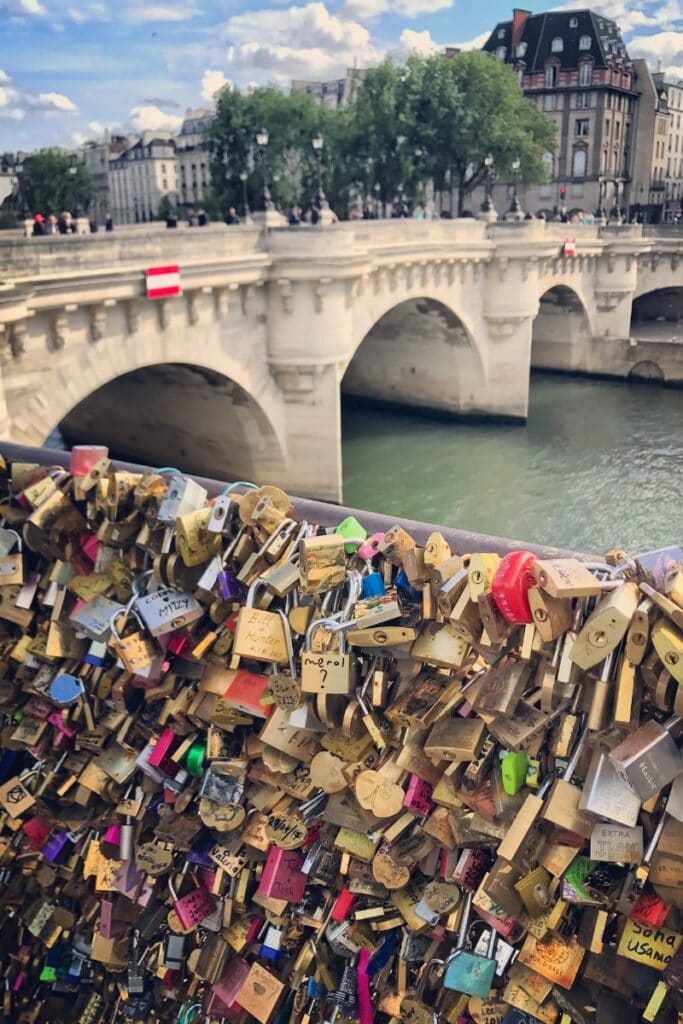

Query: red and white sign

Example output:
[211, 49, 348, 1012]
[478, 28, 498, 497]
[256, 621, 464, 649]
[563, 237, 576, 258]
[146, 264, 182, 300]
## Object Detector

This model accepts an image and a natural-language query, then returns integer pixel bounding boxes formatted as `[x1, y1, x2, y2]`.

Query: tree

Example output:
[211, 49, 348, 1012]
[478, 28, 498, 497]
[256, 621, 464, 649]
[403, 51, 557, 215]
[20, 151, 93, 216]
[157, 194, 174, 220]
[343, 60, 415, 214]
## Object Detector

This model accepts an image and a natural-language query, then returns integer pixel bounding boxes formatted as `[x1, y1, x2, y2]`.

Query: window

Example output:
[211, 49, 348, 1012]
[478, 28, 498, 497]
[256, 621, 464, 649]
[551, 37, 563, 52]
[605, 118, 610, 134]
[572, 148, 587, 177]
[577, 91, 590, 108]
[516, 41, 527, 57]
[517, 67, 524, 86]
[615, 121, 620, 139]
[579, 35, 592, 50]
[544, 93, 558, 111]
[569, 16, 578, 27]
[545, 64, 557, 87]
[576, 118, 589, 137]
[496, 46, 507, 60]
[497, 28, 505, 39]
[162, 163, 166, 173]
[579, 62, 592, 86]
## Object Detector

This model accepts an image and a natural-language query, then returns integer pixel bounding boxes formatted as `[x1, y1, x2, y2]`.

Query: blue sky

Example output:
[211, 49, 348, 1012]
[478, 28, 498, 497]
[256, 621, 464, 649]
[1, 0, 682, 151]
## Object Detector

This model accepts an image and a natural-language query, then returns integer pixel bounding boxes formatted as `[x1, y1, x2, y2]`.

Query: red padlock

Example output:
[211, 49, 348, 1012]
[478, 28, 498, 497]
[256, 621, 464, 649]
[490, 550, 537, 624]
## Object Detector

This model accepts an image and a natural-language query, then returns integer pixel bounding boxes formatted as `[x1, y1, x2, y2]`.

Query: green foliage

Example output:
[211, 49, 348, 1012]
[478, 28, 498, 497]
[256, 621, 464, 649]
[20, 151, 93, 216]
[0, 212, 18, 230]
[157, 194, 175, 220]
[205, 52, 557, 219]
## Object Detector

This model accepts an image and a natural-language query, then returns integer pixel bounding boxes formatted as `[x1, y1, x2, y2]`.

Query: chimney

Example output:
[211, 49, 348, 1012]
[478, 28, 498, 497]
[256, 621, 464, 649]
[511, 8, 531, 53]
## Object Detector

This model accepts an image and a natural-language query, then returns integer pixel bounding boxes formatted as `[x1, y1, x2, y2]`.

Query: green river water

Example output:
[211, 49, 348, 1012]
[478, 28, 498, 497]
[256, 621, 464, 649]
[342, 372, 683, 554]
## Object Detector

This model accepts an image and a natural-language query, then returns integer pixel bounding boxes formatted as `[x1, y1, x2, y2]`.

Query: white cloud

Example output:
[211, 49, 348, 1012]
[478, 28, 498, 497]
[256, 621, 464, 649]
[88, 119, 105, 134]
[450, 30, 489, 51]
[225, 2, 378, 80]
[0, 0, 46, 14]
[201, 68, 232, 101]
[125, 3, 201, 22]
[398, 28, 440, 56]
[128, 103, 183, 132]
[37, 91, 77, 111]
[629, 29, 683, 73]
[0, 70, 78, 120]
[344, 0, 452, 17]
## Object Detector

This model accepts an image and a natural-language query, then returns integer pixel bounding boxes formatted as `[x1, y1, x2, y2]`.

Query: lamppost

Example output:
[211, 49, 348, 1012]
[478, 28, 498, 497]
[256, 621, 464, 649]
[374, 182, 381, 219]
[69, 155, 80, 219]
[481, 153, 496, 219]
[255, 127, 274, 212]
[507, 157, 523, 219]
[311, 132, 329, 213]
[595, 174, 607, 225]
[239, 170, 250, 221]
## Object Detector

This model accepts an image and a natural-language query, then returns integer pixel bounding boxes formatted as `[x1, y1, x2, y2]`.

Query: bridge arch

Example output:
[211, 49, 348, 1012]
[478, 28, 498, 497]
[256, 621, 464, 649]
[531, 284, 593, 373]
[343, 295, 486, 416]
[10, 307, 289, 485]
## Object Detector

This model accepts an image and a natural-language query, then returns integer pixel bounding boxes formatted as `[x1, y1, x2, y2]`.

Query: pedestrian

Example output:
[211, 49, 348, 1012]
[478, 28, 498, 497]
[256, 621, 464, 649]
[288, 203, 301, 226]
[46, 214, 59, 235]
[197, 208, 208, 226]
[105, 212, 113, 232]
[166, 210, 178, 229]
[32, 213, 45, 236]
[187, 209, 195, 227]
[311, 205, 320, 225]
[225, 207, 240, 225]
[89, 216, 98, 233]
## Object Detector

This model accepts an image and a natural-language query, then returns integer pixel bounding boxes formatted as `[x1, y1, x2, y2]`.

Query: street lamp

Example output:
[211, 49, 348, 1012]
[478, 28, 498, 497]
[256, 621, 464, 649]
[69, 155, 80, 219]
[239, 170, 250, 220]
[256, 127, 274, 212]
[311, 132, 329, 213]
[482, 153, 496, 217]
[595, 175, 607, 225]
[507, 157, 523, 218]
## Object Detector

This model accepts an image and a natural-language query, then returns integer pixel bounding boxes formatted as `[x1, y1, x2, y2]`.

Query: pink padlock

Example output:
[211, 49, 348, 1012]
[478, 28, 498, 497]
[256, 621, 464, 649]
[211, 956, 251, 1008]
[148, 728, 180, 770]
[103, 824, 121, 847]
[403, 775, 434, 817]
[79, 533, 99, 564]
[357, 532, 385, 561]
[70, 445, 108, 477]
[174, 887, 216, 929]
[258, 847, 307, 903]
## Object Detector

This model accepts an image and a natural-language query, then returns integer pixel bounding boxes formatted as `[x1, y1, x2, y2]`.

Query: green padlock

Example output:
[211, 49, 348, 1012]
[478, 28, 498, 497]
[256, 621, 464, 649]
[335, 515, 368, 554]
[501, 750, 529, 796]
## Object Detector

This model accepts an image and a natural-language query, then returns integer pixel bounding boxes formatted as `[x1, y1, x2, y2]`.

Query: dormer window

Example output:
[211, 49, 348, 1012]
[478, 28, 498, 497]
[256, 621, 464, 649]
[516, 41, 527, 57]
[496, 46, 507, 60]
[551, 37, 564, 53]
[498, 28, 505, 39]
[579, 35, 592, 50]
[569, 16, 578, 27]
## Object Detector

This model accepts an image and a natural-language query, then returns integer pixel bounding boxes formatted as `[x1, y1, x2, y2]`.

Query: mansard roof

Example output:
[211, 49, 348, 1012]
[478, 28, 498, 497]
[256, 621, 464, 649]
[482, 9, 631, 71]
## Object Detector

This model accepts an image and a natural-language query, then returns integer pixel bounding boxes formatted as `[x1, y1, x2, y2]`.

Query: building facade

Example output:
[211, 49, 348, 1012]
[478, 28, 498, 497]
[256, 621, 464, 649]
[109, 133, 177, 224]
[482, 8, 637, 217]
[654, 72, 683, 221]
[291, 68, 366, 109]
[81, 133, 131, 223]
[175, 108, 212, 214]
[629, 61, 669, 223]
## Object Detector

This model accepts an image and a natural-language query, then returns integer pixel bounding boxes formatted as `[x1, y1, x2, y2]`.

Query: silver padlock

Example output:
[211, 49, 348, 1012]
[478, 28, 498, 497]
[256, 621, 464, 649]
[135, 587, 202, 637]
[156, 474, 207, 526]
[70, 594, 126, 641]
[578, 748, 642, 826]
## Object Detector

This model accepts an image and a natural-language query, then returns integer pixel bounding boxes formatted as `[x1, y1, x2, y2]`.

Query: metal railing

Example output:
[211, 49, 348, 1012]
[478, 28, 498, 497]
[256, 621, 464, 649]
[0, 441, 592, 560]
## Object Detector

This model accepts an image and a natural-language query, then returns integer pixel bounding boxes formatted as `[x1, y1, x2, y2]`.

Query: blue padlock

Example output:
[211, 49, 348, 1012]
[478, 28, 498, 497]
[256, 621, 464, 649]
[361, 571, 385, 599]
[443, 892, 498, 998]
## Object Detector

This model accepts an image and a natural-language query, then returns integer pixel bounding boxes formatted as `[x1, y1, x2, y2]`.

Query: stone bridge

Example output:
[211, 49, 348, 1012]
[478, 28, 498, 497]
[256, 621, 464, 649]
[0, 219, 681, 502]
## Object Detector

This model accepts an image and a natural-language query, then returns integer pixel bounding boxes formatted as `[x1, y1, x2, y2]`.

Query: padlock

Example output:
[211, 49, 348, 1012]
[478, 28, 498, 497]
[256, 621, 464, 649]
[444, 892, 498, 997]
[109, 603, 158, 675]
[577, 748, 642, 826]
[609, 715, 683, 801]
[490, 551, 537, 624]
[301, 618, 354, 695]
[232, 578, 289, 664]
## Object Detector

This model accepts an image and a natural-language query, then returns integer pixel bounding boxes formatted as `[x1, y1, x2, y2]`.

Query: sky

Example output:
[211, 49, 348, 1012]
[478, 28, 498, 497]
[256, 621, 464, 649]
[1, 0, 682, 152]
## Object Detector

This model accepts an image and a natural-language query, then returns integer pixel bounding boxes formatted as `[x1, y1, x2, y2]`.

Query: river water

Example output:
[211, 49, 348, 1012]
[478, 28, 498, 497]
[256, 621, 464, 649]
[342, 371, 683, 555]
